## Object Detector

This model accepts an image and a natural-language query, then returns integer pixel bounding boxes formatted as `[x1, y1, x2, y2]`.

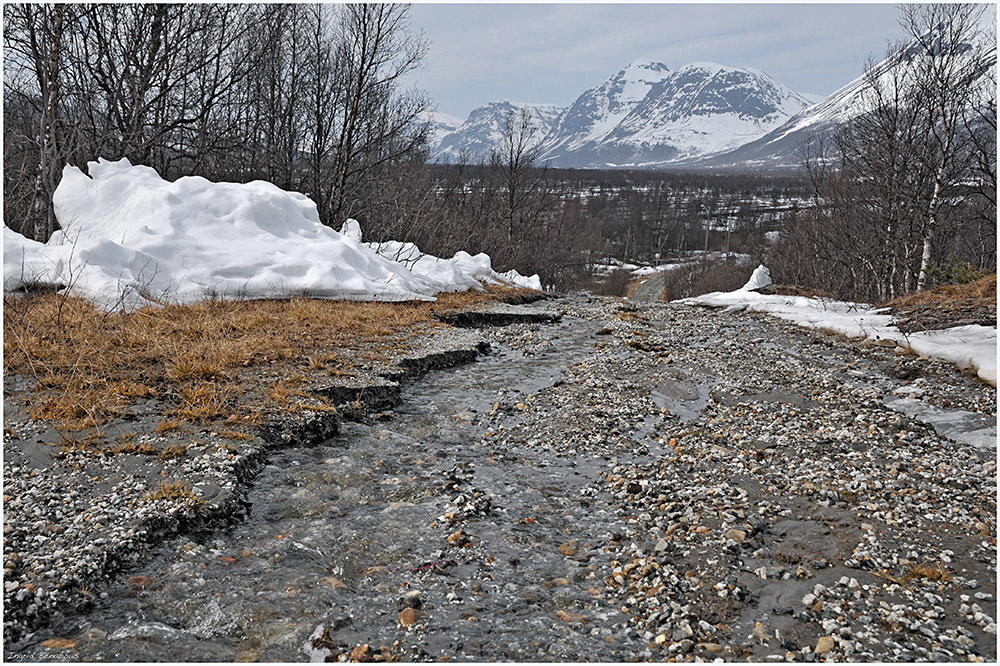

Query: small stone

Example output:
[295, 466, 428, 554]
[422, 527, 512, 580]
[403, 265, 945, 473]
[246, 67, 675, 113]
[349, 644, 371, 662]
[560, 542, 577, 556]
[398, 607, 424, 628]
[556, 609, 587, 623]
[83, 628, 107, 641]
[724, 529, 746, 544]
[815, 636, 835, 655]
[446, 530, 464, 546]
[398, 590, 421, 609]
[323, 576, 348, 591]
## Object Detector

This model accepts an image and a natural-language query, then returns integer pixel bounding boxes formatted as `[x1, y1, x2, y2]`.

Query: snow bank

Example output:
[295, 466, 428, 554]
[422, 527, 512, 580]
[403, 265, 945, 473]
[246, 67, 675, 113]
[3, 158, 540, 311]
[677, 268, 997, 386]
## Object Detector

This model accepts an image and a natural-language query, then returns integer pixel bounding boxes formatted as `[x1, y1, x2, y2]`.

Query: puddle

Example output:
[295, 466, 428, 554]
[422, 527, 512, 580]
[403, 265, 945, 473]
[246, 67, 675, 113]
[884, 395, 997, 451]
[649, 370, 713, 423]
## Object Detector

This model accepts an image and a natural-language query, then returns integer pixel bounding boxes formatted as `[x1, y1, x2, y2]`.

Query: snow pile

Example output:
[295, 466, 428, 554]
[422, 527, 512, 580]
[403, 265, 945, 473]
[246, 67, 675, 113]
[741, 264, 772, 291]
[346, 221, 540, 292]
[3, 158, 539, 311]
[677, 267, 997, 386]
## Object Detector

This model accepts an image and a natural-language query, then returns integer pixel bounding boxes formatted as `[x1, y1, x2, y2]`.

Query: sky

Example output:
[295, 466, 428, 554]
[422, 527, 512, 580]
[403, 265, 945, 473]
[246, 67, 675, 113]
[404, 2, 927, 121]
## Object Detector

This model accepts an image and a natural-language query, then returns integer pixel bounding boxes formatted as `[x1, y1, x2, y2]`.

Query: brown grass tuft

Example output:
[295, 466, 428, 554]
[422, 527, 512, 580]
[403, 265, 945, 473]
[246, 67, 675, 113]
[902, 561, 952, 583]
[115, 440, 159, 456]
[882, 274, 996, 309]
[157, 443, 188, 461]
[152, 418, 185, 435]
[144, 479, 201, 504]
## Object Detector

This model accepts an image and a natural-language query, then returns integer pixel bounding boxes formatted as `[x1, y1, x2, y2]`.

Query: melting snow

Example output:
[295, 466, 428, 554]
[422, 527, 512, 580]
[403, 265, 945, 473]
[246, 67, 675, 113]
[4, 159, 539, 312]
[678, 268, 997, 386]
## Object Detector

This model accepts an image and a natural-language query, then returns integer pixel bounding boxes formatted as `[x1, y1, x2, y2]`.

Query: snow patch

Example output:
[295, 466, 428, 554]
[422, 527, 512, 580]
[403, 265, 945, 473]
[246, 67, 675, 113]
[678, 267, 997, 386]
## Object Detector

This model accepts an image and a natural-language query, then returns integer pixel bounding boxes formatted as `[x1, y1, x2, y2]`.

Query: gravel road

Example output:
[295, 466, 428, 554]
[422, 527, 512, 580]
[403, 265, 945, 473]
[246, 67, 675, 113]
[630, 272, 668, 303]
[4, 293, 996, 662]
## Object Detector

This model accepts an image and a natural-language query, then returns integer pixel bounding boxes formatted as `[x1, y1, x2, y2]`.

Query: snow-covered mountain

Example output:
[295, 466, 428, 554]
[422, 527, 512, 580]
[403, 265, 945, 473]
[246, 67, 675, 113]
[538, 59, 673, 165]
[421, 111, 464, 149]
[430, 101, 563, 163]
[694, 39, 997, 170]
[541, 61, 816, 168]
[426, 59, 817, 169]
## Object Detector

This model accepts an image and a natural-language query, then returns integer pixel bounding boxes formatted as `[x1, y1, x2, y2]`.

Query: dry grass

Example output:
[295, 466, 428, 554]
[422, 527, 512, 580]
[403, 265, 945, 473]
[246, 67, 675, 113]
[882, 274, 996, 309]
[144, 479, 201, 505]
[157, 443, 188, 461]
[874, 560, 953, 589]
[902, 561, 953, 583]
[4, 286, 535, 437]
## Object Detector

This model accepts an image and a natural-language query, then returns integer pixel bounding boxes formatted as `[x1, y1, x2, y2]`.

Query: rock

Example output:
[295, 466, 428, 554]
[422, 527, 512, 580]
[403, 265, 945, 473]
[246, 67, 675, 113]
[555, 609, 588, 623]
[724, 529, 746, 544]
[350, 644, 371, 662]
[398, 590, 422, 609]
[323, 576, 348, 591]
[447, 530, 465, 546]
[559, 542, 577, 556]
[815, 636, 835, 655]
[398, 607, 424, 628]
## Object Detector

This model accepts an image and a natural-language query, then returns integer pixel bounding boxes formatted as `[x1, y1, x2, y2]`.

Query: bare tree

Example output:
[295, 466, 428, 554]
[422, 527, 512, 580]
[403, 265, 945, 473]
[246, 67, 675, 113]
[899, 3, 990, 289]
[4, 3, 69, 241]
[326, 3, 430, 224]
[491, 107, 549, 248]
[788, 4, 994, 301]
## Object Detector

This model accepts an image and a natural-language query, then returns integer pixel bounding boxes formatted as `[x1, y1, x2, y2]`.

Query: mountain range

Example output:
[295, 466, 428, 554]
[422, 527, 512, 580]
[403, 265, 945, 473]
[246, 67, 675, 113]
[424, 58, 822, 170]
[691, 41, 998, 169]
[425, 41, 995, 171]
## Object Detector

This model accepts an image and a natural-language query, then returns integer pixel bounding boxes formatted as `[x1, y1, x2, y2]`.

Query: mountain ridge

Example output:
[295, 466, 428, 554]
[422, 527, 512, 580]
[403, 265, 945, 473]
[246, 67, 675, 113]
[426, 58, 819, 168]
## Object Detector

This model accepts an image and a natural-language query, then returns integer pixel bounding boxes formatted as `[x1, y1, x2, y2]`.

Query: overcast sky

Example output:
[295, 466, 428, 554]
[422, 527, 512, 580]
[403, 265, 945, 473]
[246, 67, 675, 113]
[404, 2, 924, 120]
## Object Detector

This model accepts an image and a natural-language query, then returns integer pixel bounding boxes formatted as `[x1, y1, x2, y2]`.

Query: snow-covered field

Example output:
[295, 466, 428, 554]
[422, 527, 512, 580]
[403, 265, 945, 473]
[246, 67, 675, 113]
[3, 159, 539, 312]
[679, 266, 997, 386]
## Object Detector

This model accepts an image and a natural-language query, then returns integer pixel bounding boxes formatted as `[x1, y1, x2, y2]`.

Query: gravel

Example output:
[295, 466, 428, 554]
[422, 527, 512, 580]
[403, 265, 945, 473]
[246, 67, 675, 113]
[477, 296, 996, 662]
